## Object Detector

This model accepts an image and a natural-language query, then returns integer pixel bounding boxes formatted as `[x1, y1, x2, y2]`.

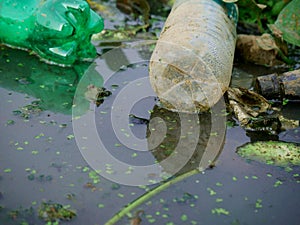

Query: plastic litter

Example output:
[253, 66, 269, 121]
[149, 0, 238, 113]
[0, 0, 104, 66]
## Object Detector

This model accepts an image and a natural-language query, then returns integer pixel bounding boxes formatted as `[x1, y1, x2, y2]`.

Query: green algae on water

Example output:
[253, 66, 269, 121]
[237, 141, 300, 167]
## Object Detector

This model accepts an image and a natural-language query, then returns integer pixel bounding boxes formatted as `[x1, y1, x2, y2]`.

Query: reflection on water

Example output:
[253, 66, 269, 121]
[0, 45, 103, 115]
[71, 42, 227, 185]
[148, 105, 226, 176]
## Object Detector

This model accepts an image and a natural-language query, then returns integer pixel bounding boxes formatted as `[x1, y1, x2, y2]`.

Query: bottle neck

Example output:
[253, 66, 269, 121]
[173, 0, 238, 26]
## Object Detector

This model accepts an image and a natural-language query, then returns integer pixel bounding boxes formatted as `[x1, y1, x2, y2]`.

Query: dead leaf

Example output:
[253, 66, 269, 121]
[227, 87, 271, 125]
[130, 210, 144, 225]
[236, 34, 286, 66]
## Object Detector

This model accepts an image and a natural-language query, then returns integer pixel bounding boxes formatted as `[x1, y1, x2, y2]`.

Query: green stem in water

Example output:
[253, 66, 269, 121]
[104, 168, 200, 225]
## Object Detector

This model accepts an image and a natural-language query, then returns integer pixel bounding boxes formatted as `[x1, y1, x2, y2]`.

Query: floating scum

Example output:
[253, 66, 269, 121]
[237, 141, 300, 167]
[149, 0, 238, 113]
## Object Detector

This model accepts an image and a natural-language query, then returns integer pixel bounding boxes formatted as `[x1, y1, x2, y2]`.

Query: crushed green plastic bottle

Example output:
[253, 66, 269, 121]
[0, 0, 104, 66]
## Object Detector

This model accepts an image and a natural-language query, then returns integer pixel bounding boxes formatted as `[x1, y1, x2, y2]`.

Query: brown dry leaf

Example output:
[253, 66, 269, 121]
[130, 210, 144, 225]
[130, 217, 142, 225]
[227, 87, 272, 127]
[236, 34, 286, 66]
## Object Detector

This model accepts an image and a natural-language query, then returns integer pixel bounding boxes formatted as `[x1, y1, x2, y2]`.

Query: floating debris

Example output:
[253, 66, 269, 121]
[211, 207, 230, 216]
[180, 214, 188, 222]
[13, 101, 43, 119]
[274, 180, 283, 187]
[173, 192, 197, 204]
[129, 210, 144, 225]
[3, 168, 12, 173]
[65, 193, 76, 201]
[6, 120, 15, 126]
[111, 183, 121, 190]
[129, 114, 149, 125]
[7, 206, 34, 222]
[237, 141, 300, 166]
[84, 182, 97, 192]
[35, 174, 53, 183]
[255, 199, 263, 209]
[84, 85, 112, 107]
[227, 87, 277, 129]
[38, 201, 76, 222]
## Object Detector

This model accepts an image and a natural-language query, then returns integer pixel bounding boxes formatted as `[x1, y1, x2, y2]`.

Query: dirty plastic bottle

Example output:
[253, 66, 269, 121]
[0, 0, 104, 66]
[149, 0, 238, 113]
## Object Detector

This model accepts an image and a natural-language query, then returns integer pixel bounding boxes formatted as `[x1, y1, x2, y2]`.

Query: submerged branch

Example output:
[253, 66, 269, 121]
[104, 168, 200, 225]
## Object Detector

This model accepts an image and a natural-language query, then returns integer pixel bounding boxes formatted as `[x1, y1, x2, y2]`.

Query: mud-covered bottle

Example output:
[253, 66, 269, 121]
[0, 0, 104, 65]
[149, 0, 238, 113]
